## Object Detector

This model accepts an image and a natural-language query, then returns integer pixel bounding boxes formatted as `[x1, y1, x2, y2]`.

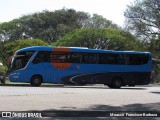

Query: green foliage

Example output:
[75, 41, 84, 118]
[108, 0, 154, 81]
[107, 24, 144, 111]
[1, 39, 48, 66]
[0, 8, 119, 43]
[149, 36, 160, 58]
[0, 65, 7, 73]
[53, 28, 143, 51]
[0, 19, 22, 41]
[124, 0, 160, 41]
[0, 9, 89, 43]
[124, 0, 160, 58]
[82, 14, 118, 29]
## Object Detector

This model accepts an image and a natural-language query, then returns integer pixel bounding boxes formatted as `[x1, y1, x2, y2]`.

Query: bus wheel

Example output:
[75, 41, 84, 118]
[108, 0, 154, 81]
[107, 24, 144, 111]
[128, 84, 135, 87]
[111, 78, 123, 88]
[30, 75, 42, 87]
[107, 84, 113, 88]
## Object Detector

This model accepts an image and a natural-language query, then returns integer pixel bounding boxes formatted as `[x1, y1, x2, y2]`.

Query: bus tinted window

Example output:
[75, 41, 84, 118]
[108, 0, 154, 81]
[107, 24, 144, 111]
[33, 51, 50, 64]
[99, 54, 106, 64]
[38, 51, 149, 65]
[117, 54, 126, 64]
[70, 53, 82, 63]
[88, 54, 99, 64]
[105, 53, 118, 64]
[127, 54, 149, 65]
[71, 53, 99, 64]
[50, 52, 71, 63]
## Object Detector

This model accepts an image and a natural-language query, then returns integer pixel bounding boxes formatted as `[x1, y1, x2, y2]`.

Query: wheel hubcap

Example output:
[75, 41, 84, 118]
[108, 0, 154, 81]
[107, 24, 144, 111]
[34, 79, 39, 83]
[115, 80, 121, 87]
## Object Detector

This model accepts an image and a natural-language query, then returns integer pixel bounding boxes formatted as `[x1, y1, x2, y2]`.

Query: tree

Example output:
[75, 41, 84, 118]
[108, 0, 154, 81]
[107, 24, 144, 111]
[0, 64, 7, 73]
[82, 14, 118, 29]
[0, 40, 9, 67]
[1, 39, 48, 66]
[124, 0, 160, 58]
[53, 28, 143, 51]
[0, 19, 23, 41]
[0, 9, 119, 43]
[0, 8, 89, 43]
[124, 0, 160, 41]
[149, 36, 160, 57]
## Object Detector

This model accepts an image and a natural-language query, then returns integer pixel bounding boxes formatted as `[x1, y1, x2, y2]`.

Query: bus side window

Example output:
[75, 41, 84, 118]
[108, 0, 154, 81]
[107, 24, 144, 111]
[129, 54, 136, 65]
[126, 54, 149, 65]
[33, 51, 50, 64]
[124, 55, 129, 65]
[106, 54, 117, 64]
[99, 54, 106, 64]
[117, 54, 126, 65]
[71, 53, 81, 63]
[81, 53, 89, 64]
[88, 54, 99, 64]
[51, 52, 72, 63]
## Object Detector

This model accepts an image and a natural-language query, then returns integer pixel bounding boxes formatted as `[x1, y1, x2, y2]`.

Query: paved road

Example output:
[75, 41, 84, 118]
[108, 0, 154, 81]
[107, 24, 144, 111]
[0, 84, 159, 112]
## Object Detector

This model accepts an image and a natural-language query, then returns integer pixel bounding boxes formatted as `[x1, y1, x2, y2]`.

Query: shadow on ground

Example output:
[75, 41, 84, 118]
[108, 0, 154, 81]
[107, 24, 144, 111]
[0, 84, 147, 90]
[4, 102, 160, 120]
[150, 92, 160, 94]
[36, 102, 160, 120]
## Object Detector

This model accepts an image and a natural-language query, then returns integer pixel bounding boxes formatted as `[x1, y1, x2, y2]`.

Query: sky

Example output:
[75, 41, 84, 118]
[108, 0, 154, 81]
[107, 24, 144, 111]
[0, 0, 134, 27]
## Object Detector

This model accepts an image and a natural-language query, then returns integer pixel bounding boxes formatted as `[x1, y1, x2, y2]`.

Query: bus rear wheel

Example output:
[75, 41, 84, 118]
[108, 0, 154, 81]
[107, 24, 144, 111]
[30, 75, 42, 87]
[111, 78, 123, 89]
[107, 84, 113, 88]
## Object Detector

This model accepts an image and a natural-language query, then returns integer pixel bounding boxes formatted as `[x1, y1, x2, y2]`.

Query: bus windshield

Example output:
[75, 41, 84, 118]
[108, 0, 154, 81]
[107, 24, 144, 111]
[10, 51, 35, 71]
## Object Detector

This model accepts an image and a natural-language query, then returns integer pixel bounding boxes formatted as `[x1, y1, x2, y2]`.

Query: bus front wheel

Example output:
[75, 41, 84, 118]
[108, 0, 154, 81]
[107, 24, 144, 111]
[30, 75, 42, 87]
[111, 78, 123, 89]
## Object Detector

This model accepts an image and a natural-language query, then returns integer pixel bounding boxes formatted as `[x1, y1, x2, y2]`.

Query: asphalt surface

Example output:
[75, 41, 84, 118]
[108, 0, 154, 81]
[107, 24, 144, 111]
[0, 84, 159, 119]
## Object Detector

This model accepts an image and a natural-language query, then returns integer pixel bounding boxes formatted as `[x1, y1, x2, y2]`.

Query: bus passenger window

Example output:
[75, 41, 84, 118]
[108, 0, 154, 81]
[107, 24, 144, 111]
[33, 51, 50, 64]
[99, 54, 106, 64]
[106, 54, 117, 64]
[88, 54, 99, 64]
[71, 53, 81, 63]
[50, 52, 71, 63]
[117, 54, 126, 65]
[81, 53, 89, 64]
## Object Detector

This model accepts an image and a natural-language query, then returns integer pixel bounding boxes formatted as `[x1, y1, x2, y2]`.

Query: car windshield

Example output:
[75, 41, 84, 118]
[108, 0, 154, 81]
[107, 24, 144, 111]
[9, 51, 35, 71]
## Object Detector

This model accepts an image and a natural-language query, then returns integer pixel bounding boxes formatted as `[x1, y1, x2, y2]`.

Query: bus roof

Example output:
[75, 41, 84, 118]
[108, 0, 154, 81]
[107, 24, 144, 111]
[16, 46, 151, 55]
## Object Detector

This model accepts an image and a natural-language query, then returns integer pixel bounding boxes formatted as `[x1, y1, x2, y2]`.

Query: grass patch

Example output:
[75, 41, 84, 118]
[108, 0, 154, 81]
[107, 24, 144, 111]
[156, 82, 160, 85]
[4, 79, 28, 84]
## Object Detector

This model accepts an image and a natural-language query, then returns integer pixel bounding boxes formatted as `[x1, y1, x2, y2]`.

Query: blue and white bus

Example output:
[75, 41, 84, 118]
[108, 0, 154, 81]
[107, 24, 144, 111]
[8, 46, 152, 88]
